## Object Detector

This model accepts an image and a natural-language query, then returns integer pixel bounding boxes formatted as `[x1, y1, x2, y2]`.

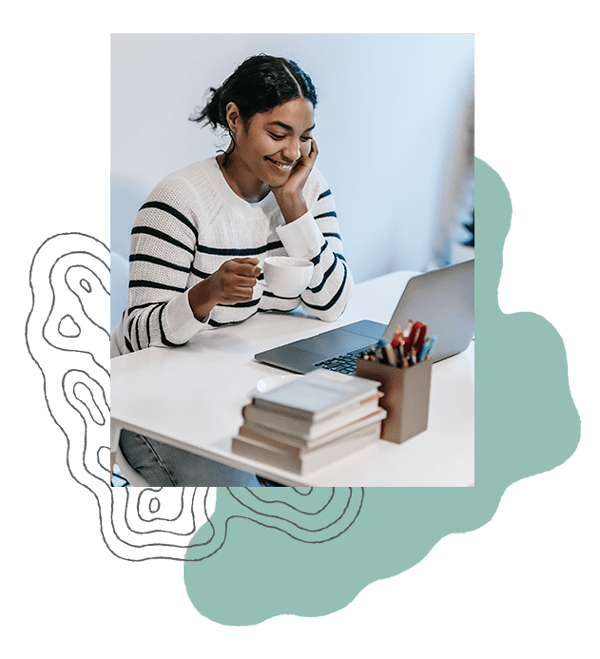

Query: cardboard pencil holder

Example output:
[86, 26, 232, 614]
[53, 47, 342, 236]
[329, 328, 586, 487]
[355, 357, 432, 444]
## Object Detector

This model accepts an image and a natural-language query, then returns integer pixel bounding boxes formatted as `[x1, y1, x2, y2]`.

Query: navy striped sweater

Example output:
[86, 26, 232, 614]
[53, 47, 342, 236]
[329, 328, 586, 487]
[111, 157, 354, 355]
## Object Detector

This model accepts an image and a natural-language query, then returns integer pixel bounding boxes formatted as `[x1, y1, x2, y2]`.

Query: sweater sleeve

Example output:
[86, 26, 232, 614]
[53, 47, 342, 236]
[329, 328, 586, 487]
[275, 173, 354, 322]
[120, 176, 208, 353]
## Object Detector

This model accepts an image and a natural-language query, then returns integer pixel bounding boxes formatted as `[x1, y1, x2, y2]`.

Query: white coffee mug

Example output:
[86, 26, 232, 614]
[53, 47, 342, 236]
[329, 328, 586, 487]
[260, 256, 314, 297]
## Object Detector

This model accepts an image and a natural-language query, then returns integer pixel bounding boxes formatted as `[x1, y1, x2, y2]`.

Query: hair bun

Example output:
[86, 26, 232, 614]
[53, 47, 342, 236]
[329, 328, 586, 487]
[189, 54, 317, 131]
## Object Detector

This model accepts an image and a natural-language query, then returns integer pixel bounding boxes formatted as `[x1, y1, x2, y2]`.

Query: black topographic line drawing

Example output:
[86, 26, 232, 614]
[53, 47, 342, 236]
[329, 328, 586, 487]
[25, 232, 213, 561]
[185, 487, 365, 562]
[26, 232, 363, 563]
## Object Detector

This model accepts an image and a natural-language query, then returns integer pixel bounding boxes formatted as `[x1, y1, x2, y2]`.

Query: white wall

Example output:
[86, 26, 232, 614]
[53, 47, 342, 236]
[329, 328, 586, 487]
[111, 33, 474, 284]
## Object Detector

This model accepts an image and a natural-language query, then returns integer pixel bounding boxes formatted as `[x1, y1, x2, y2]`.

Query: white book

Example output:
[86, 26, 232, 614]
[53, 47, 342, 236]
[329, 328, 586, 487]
[239, 407, 387, 450]
[251, 368, 381, 422]
[232, 423, 383, 475]
[241, 395, 384, 440]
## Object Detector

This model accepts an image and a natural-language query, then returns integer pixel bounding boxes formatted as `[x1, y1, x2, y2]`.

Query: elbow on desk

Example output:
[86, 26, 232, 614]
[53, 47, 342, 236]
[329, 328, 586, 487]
[308, 308, 341, 323]
[304, 277, 354, 323]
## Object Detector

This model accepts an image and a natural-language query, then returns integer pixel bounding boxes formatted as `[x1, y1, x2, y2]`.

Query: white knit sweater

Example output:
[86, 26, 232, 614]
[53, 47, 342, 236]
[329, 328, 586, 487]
[111, 157, 354, 356]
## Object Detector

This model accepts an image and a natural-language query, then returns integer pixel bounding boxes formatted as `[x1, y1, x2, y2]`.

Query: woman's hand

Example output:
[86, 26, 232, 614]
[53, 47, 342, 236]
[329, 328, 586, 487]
[270, 139, 319, 223]
[207, 258, 261, 304]
[188, 258, 260, 320]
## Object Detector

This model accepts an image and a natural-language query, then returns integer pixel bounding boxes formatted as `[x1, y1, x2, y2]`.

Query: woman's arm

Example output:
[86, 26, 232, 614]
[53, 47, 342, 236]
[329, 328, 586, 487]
[121, 190, 203, 353]
[265, 140, 353, 321]
[275, 171, 354, 322]
[187, 257, 260, 321]
[120, 177, 260, 353]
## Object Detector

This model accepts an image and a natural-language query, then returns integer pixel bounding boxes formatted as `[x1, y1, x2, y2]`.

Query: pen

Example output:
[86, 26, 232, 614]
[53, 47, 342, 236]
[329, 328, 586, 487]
[407, 321, 428, 355]
[396, 336, 409, 368]
[391, 325, 403, 349]
[376, 339, 391, 365]
[418, 338, 431, 362]
[410, 347, 417, 366]
[383, 342, 397, 367]
[424, 336, 436, 361]
[368, 322, 434, 368]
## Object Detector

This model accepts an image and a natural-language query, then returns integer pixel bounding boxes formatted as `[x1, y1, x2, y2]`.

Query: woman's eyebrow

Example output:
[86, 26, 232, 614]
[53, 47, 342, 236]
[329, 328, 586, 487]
[268, 121, 316, 133]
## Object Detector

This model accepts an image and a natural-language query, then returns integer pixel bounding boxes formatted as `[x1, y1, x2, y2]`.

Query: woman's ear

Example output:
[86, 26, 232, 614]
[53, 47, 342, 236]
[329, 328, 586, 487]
[224, 102, 242, 133]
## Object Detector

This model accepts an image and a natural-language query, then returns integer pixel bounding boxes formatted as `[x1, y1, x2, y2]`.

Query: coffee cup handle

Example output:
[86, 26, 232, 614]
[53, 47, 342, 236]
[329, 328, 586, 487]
[256, 262, 267, 288]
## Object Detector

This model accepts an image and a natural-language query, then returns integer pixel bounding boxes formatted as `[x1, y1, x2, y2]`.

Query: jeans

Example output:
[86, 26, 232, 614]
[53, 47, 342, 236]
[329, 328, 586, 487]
[119, 429, 262, 487]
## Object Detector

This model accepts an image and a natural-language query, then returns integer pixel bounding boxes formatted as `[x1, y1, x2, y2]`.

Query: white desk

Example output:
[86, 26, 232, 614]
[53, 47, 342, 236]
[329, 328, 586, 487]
[111, 271, 474, 486]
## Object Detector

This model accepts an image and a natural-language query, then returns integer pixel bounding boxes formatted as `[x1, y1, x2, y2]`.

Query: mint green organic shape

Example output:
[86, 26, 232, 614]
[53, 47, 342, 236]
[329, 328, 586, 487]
[183, 158, 581, 626]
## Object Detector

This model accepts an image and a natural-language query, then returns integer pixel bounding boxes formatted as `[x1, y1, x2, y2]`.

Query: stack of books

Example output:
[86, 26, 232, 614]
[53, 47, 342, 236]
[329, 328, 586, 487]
[232, 369, 386, 475]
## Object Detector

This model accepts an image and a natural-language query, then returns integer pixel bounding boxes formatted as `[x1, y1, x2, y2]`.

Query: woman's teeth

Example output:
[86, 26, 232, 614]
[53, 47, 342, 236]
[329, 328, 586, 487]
[266, 157, 292, 170]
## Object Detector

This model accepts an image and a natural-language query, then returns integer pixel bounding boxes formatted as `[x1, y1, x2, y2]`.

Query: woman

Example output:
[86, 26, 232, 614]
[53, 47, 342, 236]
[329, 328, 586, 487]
[112, 54, 354, 486]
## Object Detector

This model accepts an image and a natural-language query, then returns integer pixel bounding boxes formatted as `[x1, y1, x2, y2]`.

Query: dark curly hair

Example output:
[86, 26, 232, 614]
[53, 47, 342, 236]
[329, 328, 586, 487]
[190, 54, 318, 166]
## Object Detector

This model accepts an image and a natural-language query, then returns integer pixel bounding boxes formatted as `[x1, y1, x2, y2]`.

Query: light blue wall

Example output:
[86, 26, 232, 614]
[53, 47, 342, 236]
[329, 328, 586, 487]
[111, 34, 473, 287]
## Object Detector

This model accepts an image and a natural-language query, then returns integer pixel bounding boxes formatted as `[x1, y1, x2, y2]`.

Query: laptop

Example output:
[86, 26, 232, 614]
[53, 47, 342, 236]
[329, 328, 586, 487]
[254, 259, 474, 375]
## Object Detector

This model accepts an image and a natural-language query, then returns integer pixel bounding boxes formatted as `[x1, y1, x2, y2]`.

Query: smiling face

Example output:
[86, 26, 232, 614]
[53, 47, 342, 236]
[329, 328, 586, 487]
[222, 98, 315, 201]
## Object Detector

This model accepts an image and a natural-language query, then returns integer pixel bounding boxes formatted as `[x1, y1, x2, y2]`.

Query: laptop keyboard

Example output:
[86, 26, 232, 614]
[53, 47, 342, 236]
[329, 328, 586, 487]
[313, 348, 368, 375]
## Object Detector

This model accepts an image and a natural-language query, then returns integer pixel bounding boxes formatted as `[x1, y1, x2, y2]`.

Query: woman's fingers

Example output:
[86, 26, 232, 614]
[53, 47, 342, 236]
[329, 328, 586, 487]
[308, 138, 318, 161]
[230, 257, 261, 277]
[214, 258, 261, 302]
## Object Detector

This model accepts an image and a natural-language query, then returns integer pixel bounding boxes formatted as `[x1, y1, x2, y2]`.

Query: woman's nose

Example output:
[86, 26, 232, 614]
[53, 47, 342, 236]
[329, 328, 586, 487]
[282, 138, 301, 162]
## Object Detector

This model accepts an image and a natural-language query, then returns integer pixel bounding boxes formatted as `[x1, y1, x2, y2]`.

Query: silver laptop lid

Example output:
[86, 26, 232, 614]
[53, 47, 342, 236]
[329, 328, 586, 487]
[382, 259, 474, 362]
